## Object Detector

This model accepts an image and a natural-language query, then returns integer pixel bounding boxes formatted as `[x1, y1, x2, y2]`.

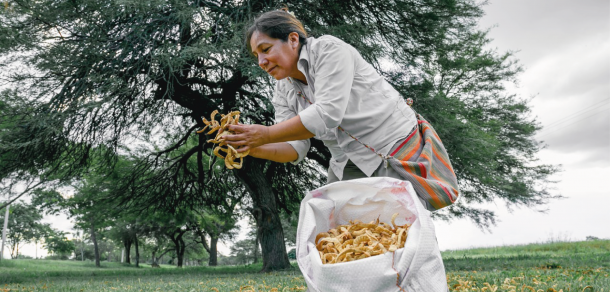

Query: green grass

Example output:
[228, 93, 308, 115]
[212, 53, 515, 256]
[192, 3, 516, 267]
[442, 240, 610, 291]
[0, 261, 306, 291]
[0, 260, 269, 280]
[1, 240, 608, 291]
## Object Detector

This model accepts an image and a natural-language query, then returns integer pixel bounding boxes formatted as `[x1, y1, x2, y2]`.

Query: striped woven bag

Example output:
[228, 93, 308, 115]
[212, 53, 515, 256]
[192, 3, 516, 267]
[386, 112, 459, 211]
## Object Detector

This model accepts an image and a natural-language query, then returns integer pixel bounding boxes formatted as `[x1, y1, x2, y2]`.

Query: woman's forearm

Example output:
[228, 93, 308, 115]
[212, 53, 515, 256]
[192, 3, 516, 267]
[248, 142, 299, 163]
[267, 115, 315, 143]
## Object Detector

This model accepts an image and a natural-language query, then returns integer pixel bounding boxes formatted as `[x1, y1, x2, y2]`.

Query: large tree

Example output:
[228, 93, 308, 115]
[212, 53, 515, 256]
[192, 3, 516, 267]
[1, 0, 557, 270]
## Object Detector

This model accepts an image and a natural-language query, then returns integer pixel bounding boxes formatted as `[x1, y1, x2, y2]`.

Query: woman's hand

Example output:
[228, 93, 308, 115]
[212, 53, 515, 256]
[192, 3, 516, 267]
[223, 124, 270, 153]
[223, 116, 314, 153]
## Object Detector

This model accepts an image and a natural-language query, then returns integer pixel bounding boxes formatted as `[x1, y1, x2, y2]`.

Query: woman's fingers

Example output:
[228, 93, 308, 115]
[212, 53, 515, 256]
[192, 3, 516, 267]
[234, 145, 251, 153]
[227, 124, 245, 133]
[221, 124, 269, 152]
[221, 125, 246, 143]
[219, 135, 250, 153]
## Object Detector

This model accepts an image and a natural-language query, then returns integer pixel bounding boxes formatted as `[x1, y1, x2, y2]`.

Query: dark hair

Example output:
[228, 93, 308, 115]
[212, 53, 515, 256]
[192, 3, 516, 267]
[246, 8, 308, 53]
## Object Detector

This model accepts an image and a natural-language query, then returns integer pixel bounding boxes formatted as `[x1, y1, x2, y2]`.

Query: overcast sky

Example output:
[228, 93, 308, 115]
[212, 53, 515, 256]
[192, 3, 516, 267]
[4, 0, 609, 258]
[435, 0, 610, 250]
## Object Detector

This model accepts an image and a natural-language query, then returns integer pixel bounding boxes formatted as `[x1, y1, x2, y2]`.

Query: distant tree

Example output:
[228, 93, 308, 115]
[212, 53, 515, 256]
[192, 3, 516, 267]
[107, 215, 145, 266]
[44, 229, 75, 259]
[31, 158, 123, 267]
[230, 239, 256, 266]
[0, 202, 50, 259]
[287, 248, 296, 260]
[71, 229, 88, 261]
[140, 230, 173, 267]
[280, 212, 298, 248]
[96, 237, 118, 262]
[163, 213, 194, 268]
[192, 197, 242, 266]
[241, 218, 262, 265]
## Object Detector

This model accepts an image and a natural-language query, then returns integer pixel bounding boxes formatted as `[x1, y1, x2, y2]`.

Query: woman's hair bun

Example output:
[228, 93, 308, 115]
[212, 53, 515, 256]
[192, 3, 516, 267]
[277, 4, 295, 16]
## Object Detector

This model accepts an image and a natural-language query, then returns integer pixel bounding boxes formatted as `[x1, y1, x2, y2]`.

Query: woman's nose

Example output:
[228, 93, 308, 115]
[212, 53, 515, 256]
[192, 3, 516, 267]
[258, 56, 268, 68]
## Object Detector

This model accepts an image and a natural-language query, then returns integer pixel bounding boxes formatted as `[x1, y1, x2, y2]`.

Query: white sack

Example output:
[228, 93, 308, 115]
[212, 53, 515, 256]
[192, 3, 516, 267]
[296, 177, 447, 292]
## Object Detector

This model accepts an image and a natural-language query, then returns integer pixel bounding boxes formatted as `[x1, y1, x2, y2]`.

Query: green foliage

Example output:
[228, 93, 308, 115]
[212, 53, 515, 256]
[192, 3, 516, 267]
[227, 239, 257, 265]
[0, 0, 557, 230]
[287, 248, 296, 260]
[280, 212, 298, 246]
[0, 202, 52, 259]
[43, 229, 75, 259]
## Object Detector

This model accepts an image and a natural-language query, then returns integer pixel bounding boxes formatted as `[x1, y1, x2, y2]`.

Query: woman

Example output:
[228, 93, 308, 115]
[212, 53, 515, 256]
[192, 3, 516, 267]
[223, 9, 418, 184]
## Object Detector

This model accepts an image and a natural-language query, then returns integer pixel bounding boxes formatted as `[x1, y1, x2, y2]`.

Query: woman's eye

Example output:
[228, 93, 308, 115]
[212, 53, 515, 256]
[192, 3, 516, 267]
[262, 47, 270, 53]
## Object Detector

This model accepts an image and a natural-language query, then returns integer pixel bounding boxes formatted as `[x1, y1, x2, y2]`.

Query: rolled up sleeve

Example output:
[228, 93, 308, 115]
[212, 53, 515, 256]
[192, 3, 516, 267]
[298, 41, 355, 137]
[272, 86, 311, 165]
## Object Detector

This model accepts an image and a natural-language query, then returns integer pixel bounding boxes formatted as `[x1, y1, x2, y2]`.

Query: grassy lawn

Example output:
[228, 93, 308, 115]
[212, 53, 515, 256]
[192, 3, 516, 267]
[1, 240, 608, 291]
[443, 240, 610, 291]
[0, 261, 306, 291]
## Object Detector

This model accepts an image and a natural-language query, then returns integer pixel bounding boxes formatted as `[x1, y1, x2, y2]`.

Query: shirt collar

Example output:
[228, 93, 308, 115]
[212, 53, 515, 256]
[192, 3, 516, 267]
[297, 37, 314, 70]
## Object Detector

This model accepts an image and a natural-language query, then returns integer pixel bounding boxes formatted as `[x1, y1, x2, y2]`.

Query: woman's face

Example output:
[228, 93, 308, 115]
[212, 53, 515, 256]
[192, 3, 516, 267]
[250, 30, 301, 81]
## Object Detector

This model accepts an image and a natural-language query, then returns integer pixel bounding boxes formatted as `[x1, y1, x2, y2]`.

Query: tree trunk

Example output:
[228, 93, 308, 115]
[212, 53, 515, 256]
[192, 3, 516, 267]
[0, 203, 9, 262]
[90, 222, 100, 267]
[169, 229, 187, 268]
[196, 230, 217, 266]
[81, 242, 85, 261]
[134, 234, 140, 268]
[123, 239, 132, 264]
[153, 248, 171, 266]
[209, 236, 218, 266]
[253, 232, 260, 264]
[235, 159, 290, 272]
[176, 237, 185, 268]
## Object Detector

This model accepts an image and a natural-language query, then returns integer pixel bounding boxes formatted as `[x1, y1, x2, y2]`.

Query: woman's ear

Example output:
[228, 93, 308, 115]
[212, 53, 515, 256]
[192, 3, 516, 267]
[289, 32, 300, 49]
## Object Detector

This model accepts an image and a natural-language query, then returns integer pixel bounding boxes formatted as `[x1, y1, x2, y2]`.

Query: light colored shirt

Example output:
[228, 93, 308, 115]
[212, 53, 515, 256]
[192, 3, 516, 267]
[272, 35, 417, 179]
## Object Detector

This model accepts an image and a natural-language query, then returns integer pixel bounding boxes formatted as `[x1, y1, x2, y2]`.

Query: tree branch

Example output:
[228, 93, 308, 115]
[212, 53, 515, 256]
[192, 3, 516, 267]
[0, 180, 46, 210]
[155, 125, 199, 157]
